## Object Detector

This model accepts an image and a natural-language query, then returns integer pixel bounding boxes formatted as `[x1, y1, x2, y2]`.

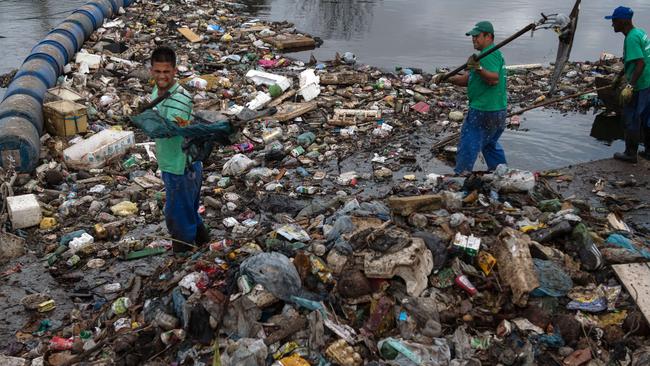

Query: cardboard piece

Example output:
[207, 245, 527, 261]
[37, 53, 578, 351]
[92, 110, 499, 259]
[272, 102, 317, 122]
[43, 100, 88, 136]
[263, 34, 315, 50]
[612, 263, 650, 326]
[178, 27, 201, 43]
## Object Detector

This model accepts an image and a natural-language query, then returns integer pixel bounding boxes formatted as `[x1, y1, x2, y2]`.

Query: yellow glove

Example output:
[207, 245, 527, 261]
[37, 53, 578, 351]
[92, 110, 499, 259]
[619, 84, 634, 105]
[466, 55, 481, 71]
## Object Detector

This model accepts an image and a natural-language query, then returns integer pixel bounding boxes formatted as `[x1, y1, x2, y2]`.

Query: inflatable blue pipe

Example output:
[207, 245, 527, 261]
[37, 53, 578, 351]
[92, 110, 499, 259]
[0, 0, 131, 172]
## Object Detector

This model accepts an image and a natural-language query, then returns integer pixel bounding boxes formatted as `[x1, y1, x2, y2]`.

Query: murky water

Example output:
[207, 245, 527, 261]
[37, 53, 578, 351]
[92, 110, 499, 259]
[242, 0, 649, 70]
[0, 0, 642, 170]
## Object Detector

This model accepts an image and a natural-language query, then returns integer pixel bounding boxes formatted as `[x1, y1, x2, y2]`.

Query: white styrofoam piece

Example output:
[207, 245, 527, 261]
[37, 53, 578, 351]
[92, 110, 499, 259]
[298, 83, 320, 102]
[75, 53, 103, 69]
[245, 70, 292, 90]
[246, 92, 272, 110]
[6, 194, 42, 229]
[63, 130, 134, 170]
[299, 69, 319, 87]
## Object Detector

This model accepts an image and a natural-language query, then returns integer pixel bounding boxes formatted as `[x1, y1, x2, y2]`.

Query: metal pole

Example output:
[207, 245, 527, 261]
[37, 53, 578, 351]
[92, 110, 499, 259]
[441, 22, 538, 81]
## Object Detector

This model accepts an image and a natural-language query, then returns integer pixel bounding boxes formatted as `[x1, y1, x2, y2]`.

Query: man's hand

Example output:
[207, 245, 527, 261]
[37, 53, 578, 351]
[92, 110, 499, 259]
[431, 73, 447, 85]
[174, 116, 191, 127]
[466, 54, 481, 71]
[619, 84, 634, 105]
[229, 118, 247, 130]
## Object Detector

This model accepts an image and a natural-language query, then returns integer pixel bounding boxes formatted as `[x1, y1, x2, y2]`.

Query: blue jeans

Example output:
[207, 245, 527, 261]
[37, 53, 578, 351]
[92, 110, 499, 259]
[455, 108, 507, 174]
[623, 87, 650, 136]
[161, 161, 203, 244]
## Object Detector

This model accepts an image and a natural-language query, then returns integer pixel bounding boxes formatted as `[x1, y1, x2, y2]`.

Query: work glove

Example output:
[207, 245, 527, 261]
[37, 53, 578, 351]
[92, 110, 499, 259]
[431, 73, 447, 85]
[466, 54, 481, 71]
[619, 84, 634, 106]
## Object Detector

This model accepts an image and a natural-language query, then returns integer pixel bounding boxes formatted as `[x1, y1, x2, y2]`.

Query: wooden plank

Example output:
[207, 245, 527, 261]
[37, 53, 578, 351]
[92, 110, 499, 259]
[612, 263, 650, 326]
[264, 34, 315, 50]
[320, 71, 368, 85]
[178, 27, 201, 43]
[328, 109, 381, 126]
[272, 101, 317, 122]
[240, 25, 269, 34]
[268, 90, 296, 107]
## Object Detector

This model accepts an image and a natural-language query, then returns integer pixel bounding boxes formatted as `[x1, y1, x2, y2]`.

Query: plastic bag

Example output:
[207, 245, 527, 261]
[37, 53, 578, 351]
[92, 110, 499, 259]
[530, 259, 573, 297]
[412, 232, 448, 272]
[489, 164, 535, 192]
[222, 154, 255, 176]
[110, 201, 138, 216]
[240, 252, 302, 301]
[220, 338, 268, 366]
[326, 215, 355, 242]
[378, 337, 451, 366]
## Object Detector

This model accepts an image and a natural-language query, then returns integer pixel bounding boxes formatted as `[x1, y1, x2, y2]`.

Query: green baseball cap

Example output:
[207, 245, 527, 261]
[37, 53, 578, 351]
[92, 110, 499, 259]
[466, 21, 494, 36]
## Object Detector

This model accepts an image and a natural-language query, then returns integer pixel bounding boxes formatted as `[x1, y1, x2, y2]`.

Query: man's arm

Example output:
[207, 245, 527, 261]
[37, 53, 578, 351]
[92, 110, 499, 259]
[449, 73, 470, 87]
[477, 53, 501, 86]
[475, 69, 500, 85]
[629, 59, 646, 88]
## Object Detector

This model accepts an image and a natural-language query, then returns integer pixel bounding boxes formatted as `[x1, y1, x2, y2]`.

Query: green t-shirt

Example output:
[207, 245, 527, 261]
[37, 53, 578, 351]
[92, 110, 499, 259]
[151, 83, 193, 175]
[467, 44, 508, 111]
[624, 27, 650, 91]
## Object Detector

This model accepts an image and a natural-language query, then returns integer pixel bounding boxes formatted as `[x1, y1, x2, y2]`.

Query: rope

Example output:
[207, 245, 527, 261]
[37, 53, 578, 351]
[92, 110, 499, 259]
[0, 172, 16, 227]
[12, 8, 78, 21]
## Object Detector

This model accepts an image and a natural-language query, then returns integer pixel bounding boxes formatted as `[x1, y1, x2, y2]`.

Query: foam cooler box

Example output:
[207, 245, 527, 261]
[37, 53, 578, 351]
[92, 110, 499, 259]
[6, 194, 42, 229]
[63, 129, 134, 169]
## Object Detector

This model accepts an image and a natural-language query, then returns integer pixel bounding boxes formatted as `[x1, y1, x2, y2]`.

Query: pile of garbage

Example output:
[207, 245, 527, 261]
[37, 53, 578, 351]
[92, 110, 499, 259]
[1, 0, 648, 365]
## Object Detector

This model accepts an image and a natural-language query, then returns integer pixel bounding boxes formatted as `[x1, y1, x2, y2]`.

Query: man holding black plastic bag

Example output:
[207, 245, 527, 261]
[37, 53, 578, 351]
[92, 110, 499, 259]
[148, 46, 212, 253]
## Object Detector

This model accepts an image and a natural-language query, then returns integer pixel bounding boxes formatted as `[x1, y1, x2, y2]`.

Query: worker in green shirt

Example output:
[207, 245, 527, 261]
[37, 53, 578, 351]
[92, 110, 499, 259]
[606, 6, 650, 162]
[433, 21, 508, 174]
[149, 46, 209, 252]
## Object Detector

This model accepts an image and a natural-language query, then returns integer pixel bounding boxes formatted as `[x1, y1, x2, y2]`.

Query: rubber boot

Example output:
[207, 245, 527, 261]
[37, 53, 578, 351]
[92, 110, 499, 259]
[641, 128, 650, 160]
[172, 237, 194, 253]
[613, 133, 638, 163]
[195, 223, 210, 246]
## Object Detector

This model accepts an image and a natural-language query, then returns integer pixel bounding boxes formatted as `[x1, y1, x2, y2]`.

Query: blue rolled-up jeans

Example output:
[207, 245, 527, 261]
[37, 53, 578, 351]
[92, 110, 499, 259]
[455, 108, 507, 174]
[161, 161, 203, 244]
[623, 87, 650, 136]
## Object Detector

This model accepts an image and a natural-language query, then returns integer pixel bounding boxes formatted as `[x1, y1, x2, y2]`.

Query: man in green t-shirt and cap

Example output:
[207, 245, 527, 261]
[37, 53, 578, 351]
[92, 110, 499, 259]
[606, 6, 650, 162]
[433, 21, 508, 174]
[149, 46, 210, 252]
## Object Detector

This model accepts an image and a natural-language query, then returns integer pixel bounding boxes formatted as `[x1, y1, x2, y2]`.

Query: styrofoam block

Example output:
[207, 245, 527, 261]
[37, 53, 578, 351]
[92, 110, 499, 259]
[63, 130, 134, 169]
[6, 194, 42, 229]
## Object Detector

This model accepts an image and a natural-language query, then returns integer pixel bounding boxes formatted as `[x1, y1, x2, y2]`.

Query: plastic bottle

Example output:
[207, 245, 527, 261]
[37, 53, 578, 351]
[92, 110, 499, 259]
[153, 309, 179, 330]
[262, 127, 283, 144]
[296, 186, 317, 195]
[234, 142, 255, 153]
[455, 274, 478, 296]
